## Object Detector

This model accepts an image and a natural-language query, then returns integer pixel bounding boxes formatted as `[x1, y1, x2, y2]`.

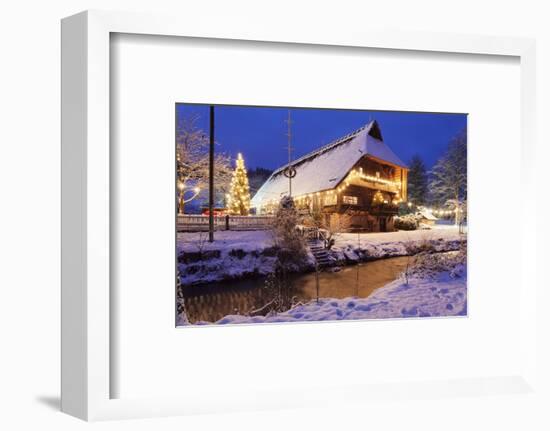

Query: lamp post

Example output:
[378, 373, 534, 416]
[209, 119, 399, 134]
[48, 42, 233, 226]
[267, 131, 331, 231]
[283, 110, 296, 197]
[177, 182, 201, 215]
[177, 181, 185, 215]
[208, 106, 215, 243]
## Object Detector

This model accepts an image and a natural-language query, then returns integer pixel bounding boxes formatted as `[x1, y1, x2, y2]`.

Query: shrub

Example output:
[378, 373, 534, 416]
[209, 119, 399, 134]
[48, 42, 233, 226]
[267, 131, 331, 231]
[270, 197, 308, 266]
[394, 215, 418, 231]
[409, 247, 466, 279]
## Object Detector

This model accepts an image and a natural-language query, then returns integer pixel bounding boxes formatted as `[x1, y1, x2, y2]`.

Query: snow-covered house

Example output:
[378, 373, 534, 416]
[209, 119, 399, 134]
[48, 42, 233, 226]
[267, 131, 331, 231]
[416, 208, 438, 226]
[251, 120, 408, 232]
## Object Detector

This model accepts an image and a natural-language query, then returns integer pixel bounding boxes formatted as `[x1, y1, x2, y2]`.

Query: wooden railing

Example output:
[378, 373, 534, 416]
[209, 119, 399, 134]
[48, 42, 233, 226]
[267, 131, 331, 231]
[369, 203, 399, 215]
[296, 225, 329, 242]
[360, 179, 401, 194]
[177, 214, 274, 232]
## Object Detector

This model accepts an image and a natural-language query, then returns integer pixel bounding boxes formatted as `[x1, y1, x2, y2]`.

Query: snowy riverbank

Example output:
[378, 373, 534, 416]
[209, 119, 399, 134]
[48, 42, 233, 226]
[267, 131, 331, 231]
[178, 225, 466, 285]
[179, 251, 467, 325]
[328, 225, 464, 263]
[177, 230, 304, 285]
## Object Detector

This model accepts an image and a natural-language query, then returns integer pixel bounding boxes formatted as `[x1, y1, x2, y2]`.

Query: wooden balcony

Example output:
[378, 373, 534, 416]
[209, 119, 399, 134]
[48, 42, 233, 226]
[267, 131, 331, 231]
[369, 203, 399, 215]
[356, 178, 401, 193]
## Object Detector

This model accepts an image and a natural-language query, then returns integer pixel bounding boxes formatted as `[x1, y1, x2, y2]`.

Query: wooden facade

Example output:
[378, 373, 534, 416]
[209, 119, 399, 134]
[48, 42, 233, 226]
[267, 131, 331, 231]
[295, 156, 408, 232]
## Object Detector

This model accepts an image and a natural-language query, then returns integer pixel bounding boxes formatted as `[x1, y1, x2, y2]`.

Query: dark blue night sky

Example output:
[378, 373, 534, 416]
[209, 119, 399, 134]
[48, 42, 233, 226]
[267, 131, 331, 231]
[176, 104, 467, 170]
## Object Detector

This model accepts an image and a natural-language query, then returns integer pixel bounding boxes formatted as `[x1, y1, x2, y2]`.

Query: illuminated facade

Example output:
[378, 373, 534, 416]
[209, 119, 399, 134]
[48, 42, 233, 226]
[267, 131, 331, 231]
[251, 121, 408, 232]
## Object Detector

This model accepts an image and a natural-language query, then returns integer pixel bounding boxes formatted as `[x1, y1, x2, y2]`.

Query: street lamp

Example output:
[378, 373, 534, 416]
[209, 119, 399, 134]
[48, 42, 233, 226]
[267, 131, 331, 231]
[177, 181, 184, 215]
[177, 181, 201, 215]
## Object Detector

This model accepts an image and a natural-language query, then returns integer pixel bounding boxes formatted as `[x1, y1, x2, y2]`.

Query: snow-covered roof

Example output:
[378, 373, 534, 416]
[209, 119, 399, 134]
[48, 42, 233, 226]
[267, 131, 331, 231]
[251, 121, 407, 207]
[417, 208, 438, 221]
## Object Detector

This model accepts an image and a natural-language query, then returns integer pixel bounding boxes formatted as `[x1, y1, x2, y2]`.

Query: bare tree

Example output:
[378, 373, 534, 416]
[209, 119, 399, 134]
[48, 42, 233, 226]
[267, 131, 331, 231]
[176, 115, 232, 212]
[401, 231, 435, 285]
[176, 268, 189, 325]
[429, 128, 467, 225]
[322, 211, 352, 249]
[300, 207, 353, 249]
[194, 231, 208, 257]
[445, 199, 468, 233]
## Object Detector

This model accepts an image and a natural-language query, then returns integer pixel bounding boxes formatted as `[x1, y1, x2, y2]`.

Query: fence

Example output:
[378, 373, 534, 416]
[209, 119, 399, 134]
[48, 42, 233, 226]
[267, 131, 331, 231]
[296, 225, 329, 242]
[177, 214, 274, 232]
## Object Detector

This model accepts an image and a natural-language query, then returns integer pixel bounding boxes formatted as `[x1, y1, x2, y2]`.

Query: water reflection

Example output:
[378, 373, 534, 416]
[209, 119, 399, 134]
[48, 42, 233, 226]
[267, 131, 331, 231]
[183, 256, 411, 323]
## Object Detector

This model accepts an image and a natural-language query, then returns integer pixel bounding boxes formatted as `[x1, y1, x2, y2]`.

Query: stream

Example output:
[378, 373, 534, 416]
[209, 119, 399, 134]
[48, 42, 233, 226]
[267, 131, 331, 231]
[183, 255, 412, 323]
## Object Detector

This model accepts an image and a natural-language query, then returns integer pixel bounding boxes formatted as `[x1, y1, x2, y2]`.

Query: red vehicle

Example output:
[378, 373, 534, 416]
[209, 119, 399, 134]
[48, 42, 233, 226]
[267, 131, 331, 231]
[201, 208, 228, 216]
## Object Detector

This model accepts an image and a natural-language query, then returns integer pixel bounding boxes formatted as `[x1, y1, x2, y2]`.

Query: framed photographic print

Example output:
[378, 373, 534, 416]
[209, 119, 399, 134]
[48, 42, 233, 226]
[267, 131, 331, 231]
[175, 104, 468, 327]
[62, 10, 541, 422]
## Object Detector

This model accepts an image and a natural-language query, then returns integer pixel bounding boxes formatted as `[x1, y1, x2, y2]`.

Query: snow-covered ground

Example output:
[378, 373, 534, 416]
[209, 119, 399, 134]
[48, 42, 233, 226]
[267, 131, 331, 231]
[335, 224, 463, 247]
[177, 228, 468, 325]
[330, 225, 465, 262]
[177, 230, 273, 253]
[177, 230, 280, 285]
[178, 225, 463, 254]
[177, 225, 466, 285]
[183, 261, 466, 325]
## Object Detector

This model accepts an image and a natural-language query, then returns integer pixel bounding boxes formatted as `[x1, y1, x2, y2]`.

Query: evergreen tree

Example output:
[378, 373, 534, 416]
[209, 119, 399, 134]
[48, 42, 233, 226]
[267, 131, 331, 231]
[248, 167, 273, 196]
[407, 154, 428, 205]
[227, 153, 251, 215]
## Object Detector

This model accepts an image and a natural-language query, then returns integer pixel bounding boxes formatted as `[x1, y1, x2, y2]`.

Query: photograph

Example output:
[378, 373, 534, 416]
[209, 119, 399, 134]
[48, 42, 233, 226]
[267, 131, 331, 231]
[2, 0, 543, 427]
[176, 104, 467, 326]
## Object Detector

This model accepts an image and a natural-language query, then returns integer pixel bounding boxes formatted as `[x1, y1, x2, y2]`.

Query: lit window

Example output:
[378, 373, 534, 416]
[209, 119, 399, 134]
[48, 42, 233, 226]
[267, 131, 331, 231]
[342, 195, 358, 205]
[324, 194, 337, 206]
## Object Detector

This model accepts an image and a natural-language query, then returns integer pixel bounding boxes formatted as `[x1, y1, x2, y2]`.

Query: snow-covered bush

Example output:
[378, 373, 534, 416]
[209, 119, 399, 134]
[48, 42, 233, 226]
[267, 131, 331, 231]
[259, 197, 309, 315]
[271, 197, 308, 266]
[408, 245, 467, 280]
[400, 233, 461, 284]
[394, 214, 418, 231]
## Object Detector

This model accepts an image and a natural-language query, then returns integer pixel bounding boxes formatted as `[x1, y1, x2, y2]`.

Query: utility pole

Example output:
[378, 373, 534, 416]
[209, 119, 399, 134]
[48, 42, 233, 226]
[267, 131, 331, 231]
[283, 110, 296, 197]
[208, 106, 214, 242]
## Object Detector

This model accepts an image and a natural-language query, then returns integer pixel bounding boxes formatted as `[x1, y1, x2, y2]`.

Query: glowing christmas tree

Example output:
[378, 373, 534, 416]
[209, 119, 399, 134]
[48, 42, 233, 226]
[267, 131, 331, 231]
[227, 153, 251, 215]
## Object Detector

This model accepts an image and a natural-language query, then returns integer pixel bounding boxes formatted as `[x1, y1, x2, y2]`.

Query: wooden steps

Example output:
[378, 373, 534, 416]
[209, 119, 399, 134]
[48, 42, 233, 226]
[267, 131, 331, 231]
[307, 240, 331, 267]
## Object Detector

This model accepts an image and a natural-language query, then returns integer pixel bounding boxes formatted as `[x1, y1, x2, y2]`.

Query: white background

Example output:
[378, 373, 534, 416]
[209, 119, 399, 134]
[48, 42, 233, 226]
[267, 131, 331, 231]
[1, 1, 549, 430]
[112, 34, 522, 399]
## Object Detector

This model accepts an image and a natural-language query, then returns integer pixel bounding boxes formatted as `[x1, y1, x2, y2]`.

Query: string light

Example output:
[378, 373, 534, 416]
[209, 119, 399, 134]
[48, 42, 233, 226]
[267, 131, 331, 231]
[347, 169, 401, 189]
[372, 190, 385, 205]
[177, 180, 201, 214]
[228, 153, 251, 215]
[257, 166, 406, 213]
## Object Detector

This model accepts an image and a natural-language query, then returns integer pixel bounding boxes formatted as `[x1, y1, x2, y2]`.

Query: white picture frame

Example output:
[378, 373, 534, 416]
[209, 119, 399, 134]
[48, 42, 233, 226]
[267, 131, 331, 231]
[61, 9, 539, 421]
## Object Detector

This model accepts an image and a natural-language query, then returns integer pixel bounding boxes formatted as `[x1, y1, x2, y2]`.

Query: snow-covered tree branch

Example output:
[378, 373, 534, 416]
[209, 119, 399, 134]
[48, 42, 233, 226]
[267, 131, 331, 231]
[176, 114, 232, 212]
[429, 128, 467, 224]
